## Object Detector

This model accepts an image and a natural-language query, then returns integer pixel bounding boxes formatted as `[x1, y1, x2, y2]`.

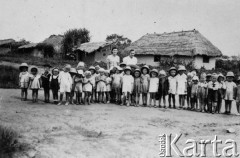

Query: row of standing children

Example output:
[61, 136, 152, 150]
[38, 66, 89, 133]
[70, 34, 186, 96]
[19, 62, 240, 115]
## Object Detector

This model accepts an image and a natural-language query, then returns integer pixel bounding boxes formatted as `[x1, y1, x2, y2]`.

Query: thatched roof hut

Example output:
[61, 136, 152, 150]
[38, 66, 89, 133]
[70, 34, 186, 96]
[126, 29, 222, 57]
[74, 42, 112, 53]
[0, 39, 15, 46]
[42, 35, 63, 54]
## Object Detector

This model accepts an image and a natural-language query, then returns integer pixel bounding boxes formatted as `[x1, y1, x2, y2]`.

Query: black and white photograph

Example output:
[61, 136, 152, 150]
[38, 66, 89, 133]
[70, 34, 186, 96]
[0, 0, 240, 157]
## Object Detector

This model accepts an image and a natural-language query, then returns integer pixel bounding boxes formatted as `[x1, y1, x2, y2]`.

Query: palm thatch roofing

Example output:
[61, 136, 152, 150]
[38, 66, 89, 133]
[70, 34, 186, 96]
[74, 42, 112, 53]
[125, 30, 222, 57]
[0, 39, 15, 46]
[18, 43, 38, 49]
[42, 34, 63, 47]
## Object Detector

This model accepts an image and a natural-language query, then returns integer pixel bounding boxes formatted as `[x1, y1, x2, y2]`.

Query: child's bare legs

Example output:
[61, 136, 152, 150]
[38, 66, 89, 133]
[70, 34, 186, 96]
[212, 102, 217, 114]
[162, 95, 166, 108]
[187, 94, 191, 108]
[135, 93, 140, 106]
[84, 92, 88, 105]
[32, 90, 36, 102]
[58, 92, 64, 105]
[158, 95, 162, 108]
[149, 93, 156, 107]
[107, 92, 110, 103]
[229, 101, 232, 114]
[236, 101, 240, 114]
[88, 92, 92, 105]
[142, 93, 147, 106]
[121, 92, 126, 106]
[35, 90, 38, 102]
[65, 92, 70, 105]
[153, 93, 156, 107]
[179, 95, 185, 109]
[127, 92, 131, 106]
[102, 92, 106, 103]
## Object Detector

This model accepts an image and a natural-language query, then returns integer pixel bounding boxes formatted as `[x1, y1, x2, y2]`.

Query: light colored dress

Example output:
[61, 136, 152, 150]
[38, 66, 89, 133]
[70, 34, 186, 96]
[141, 74, 150, 93]
[176, 74, 187, 95]
[149, 77, 159, 93]
[29, 74, 41, 89]
[83, 77, 94, 92]
[58, 71, 73, 93]
[168, 76, 177, 94]
[19, 72, 30, 88]
[224, 81, 237, 100]
[96, 75, 107, 92]
[122, 75, 134, 93]
[106, 77, 112, 92]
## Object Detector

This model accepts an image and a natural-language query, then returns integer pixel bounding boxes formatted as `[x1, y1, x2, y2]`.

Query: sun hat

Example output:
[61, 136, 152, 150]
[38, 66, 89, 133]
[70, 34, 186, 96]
[19, 63, 29, 71]
[187, 72, 193, 77]
[211, 73, 218, 78]
[226, 71, 234, 77]
[70, 68, 77, 74]
[120, 62, 127, 67]
[150, 69, 159, 76]
[159, 70, 166, 76]
[116, 66, 123, 71]
[29, 66, 38, 73]
[99, 68, 105, 72]
[192, 76, 199, 81]
[217, 73, 225, 80]
[89, 66, 95, 71]
[124, 66, 132, 72]
[52, 67, 59, 74]
[134, 68, 141, 74]
[206, 73, 212, 77]
[141, 65, 150, 74]
[77, 62, 85, 68]
[84, 71, 91, 76]
[104, 70, 110, 74]
[95, 65, 100, 69]
[77, 69, 84, 75]
[169, 67, 177, 72]
[178, 65, 186, 71]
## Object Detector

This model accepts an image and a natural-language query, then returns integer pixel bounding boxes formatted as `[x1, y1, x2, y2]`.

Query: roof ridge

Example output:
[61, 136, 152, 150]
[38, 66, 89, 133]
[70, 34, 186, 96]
[145, 29, 198, 36]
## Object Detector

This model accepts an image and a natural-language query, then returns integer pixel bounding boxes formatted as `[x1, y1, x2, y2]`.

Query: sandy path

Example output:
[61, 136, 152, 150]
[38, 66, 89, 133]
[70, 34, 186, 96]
[0, 89, 240, 158]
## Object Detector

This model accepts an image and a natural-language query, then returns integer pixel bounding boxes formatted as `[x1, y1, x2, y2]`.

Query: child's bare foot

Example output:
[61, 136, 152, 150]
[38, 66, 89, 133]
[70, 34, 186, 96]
[65, 102, 69, 106]
[154, 105, 158, 108]
[57, 102, 62, 106]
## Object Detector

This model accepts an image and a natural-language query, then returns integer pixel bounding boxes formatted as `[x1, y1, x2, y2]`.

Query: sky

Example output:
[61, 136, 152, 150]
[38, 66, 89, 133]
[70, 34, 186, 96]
[0, 0, 240, 55]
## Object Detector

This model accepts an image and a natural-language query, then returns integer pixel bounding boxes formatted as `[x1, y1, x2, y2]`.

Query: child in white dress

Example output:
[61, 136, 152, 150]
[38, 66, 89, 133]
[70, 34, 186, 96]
[224, 72, 237, 114]
[141, 65, 150, 106]
[83, 71, 94, 105]
[29, 66, 41, 103]
[149, 69, 159, 107]
[105, 70, 112, 104]
[19, 63, 30, 101]
[58, 64, 72, 106]
[168, 67, 177, 109]
[121, 66, 134, 106]
[176, 65, 187, 109]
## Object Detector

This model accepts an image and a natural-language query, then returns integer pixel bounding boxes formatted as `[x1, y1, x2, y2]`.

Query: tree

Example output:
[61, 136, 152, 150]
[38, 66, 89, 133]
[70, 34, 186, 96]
[106, 34, 132, 59]
[61, 28, 90, 58]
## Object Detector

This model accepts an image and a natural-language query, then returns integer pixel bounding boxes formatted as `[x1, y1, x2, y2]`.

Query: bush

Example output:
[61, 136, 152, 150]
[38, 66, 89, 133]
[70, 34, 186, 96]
[0, 65, 19, 88]
[0, 125, 29, 157]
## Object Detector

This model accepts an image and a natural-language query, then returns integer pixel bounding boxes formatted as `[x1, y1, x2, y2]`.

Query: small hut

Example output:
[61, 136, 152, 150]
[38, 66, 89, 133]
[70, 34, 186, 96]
[73, 42, 113, 63]
[125, 30, 222, 70]
[42, 34, 63, 58]
[0, 39, 15, 54]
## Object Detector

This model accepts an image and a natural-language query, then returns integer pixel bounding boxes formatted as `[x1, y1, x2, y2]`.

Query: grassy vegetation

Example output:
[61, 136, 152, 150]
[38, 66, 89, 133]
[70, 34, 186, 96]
[0, 65, 19, 88]
[0, 125, 30, 158]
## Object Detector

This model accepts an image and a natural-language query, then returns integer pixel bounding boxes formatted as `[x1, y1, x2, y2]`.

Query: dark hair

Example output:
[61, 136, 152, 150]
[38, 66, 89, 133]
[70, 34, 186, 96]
[111, 47, 118, 52]
[129, 49, 135, 53]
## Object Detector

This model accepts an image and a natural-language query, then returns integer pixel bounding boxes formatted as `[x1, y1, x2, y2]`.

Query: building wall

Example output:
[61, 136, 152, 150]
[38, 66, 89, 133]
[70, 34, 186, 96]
[136, 55, 216, 70]
[31, 49, 44, 58]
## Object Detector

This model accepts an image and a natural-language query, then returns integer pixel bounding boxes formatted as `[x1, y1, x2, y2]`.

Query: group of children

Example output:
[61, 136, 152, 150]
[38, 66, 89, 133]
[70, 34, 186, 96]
[18, 61, 240, 115]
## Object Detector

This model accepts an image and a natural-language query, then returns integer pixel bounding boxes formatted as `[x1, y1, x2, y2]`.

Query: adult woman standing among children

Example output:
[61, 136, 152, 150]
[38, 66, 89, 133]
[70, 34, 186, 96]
[29, 66, 42, 103]
[49, 68, 60, 104]
[19, 63, 30, 101]
[176, 65, 187, 109]
[141, 65, 150, 107]
[41, 64, 52, 103]
[106, 47, 120, 70]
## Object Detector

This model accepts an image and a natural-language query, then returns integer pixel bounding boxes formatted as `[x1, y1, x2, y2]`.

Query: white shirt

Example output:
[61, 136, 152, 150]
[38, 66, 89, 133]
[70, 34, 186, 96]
[123, 56, 138, 65]
[106, 54, 120, 69]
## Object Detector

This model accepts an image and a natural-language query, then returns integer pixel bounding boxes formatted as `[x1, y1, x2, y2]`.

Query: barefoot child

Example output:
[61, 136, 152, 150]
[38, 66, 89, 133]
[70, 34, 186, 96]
[41, 64, 51, 103]
[74, 70, 84, 105]
[176, 65, 187, 109]
[105, 70, 112, 104]
[224, 72, 237, 114]
[207, 73, 220, 114]
[157, 70, 169, 108]
[49, 68, 59, 104]
[96, 68, 107, 103]
[69, 68, 77, 104]
[191, 76, 199, 110]
[112, 66, 122, 104]
[58, 64, 72, 106]
[19, 63, 30, 101]
[141, 65, 150, 107]
[29, 66, 41, 103]
[83, 71, 94, 105]
[186, 73, 193, 110]
[121, 66, 134, 106]
[217, 74, 226, 113]
[89, 66, 97, 103]
[198, 74, 207, 112]
[149, 69, 159, 107]
[236, 77, 240, 115]
[133, 69, 141, 107]
[168, 67, 177, 109]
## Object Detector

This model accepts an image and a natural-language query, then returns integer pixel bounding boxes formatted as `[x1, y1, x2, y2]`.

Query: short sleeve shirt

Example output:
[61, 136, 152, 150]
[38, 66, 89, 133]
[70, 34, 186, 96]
[106, 54, 120, 69]
[123, 56, 138, 65]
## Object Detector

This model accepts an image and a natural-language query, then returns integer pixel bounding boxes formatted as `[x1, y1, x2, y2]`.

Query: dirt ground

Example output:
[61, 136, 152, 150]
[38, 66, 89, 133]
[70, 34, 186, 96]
[1, 89, 240, 158]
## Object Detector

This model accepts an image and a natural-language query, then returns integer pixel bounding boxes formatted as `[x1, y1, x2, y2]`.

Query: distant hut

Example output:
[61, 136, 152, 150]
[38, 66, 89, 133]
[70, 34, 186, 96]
[125, 30, 222, 70]
[73, 42, 113, 63]
[0, 39, 15, 54]
[42, 34, 63, 58]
